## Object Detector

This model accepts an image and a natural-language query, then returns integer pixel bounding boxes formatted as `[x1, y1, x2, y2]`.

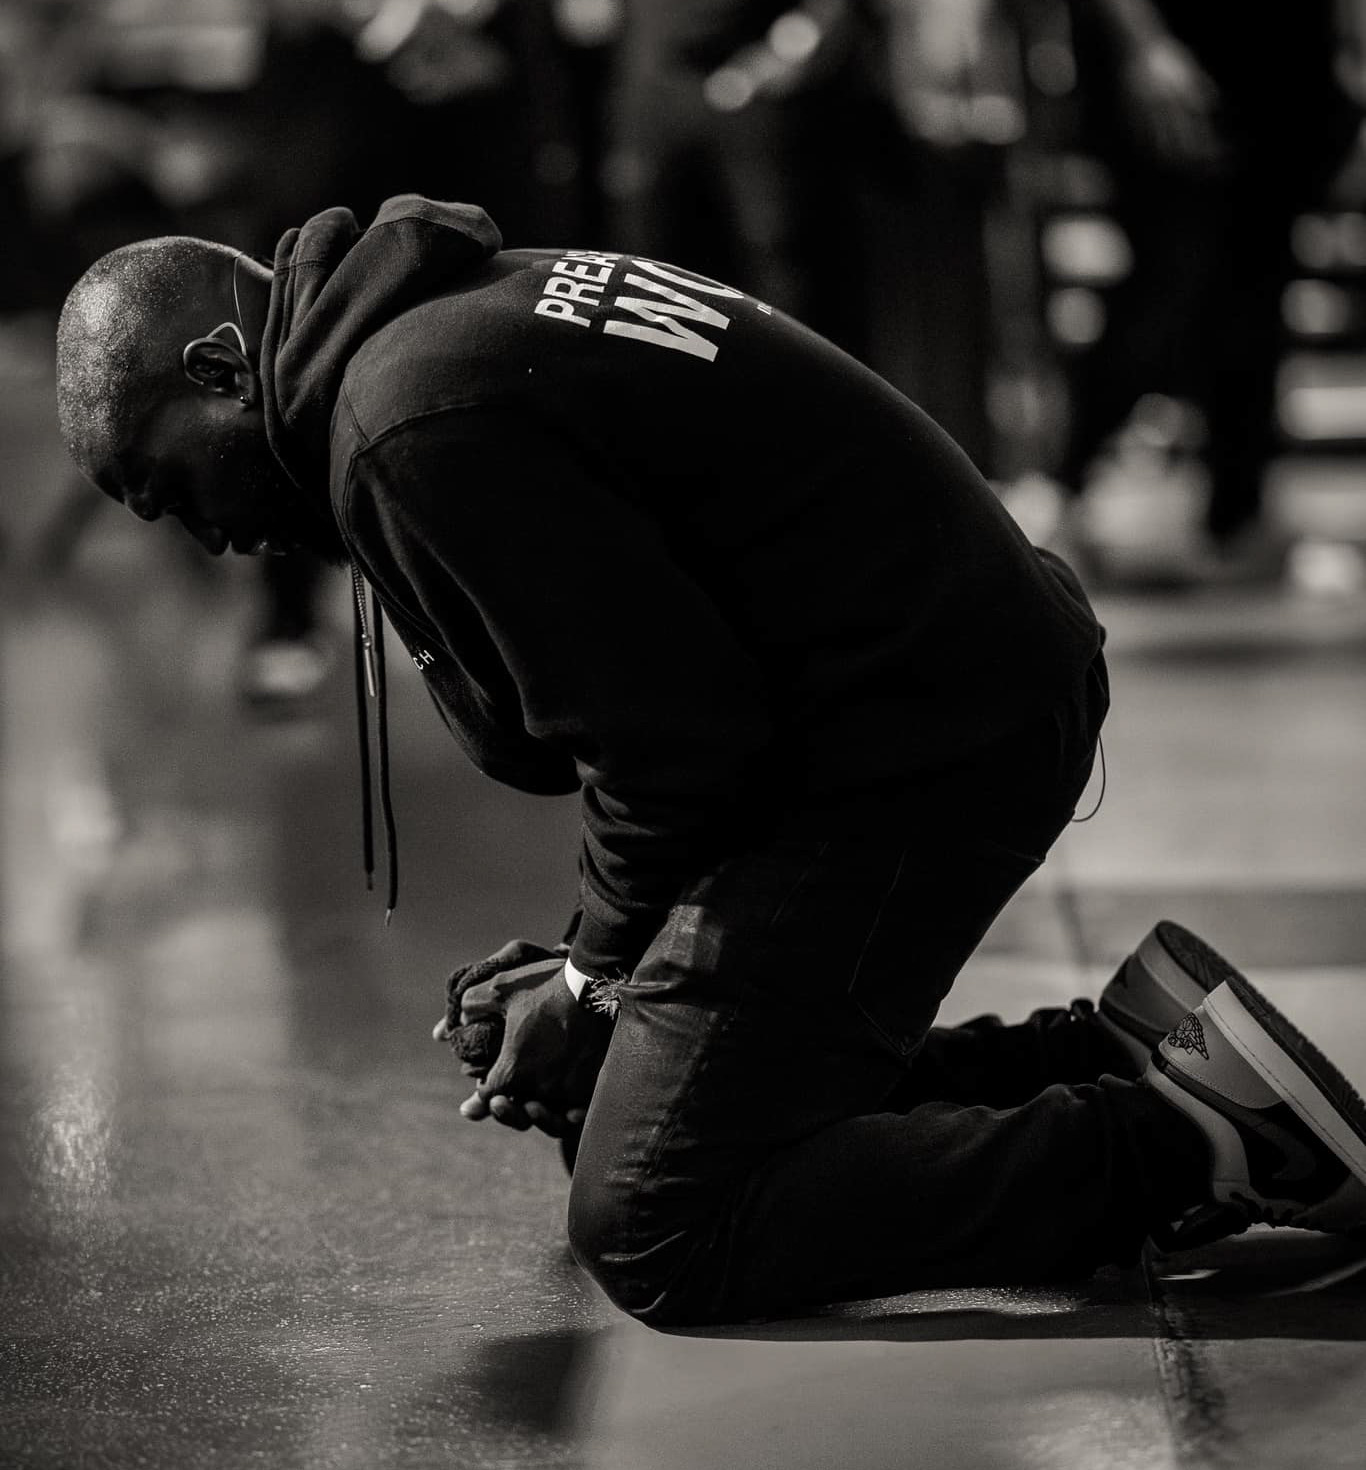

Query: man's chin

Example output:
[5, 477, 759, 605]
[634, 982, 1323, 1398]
[231, 519, 346, 566]
[187, 523, 230, 556]
[230, 532, 296, 557]
[237, 463, 348, 565]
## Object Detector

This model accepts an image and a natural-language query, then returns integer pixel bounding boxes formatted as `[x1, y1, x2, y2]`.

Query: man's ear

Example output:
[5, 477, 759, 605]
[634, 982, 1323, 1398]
[182, 337, 258, 406]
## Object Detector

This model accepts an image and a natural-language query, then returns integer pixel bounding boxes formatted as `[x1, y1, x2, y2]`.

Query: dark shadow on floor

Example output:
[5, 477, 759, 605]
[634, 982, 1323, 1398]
[415, 1325, 610, 1446]
[662, 1235, 1366, 1344]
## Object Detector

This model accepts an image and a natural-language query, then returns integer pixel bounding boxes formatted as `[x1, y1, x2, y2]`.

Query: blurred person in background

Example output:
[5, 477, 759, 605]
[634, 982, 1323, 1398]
[349, 0, 597, 245]
[601, 1, 1040, 480]
[1054, 0, 1364, 577]
[835, 0, 1029, 476]
[601, 0, 858, 331]
[0, 3, 68, 333]
[15, 0, 386, 704]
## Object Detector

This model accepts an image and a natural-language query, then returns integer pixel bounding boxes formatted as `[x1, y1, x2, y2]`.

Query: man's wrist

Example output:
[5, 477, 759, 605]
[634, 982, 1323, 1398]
[562, 957, 625, 1019]
[563, 956, 592, 1001]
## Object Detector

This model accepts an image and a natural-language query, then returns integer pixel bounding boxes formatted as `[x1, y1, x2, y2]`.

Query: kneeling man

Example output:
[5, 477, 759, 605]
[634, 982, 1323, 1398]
[56, 195, 1366, 1325]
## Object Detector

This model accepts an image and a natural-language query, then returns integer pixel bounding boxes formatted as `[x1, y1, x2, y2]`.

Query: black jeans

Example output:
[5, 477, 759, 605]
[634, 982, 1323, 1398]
[568, 656, 1204, 1324]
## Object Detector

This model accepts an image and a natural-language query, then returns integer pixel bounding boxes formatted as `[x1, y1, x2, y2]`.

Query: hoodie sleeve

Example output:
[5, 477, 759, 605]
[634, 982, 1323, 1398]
[342, 406, 775, 977]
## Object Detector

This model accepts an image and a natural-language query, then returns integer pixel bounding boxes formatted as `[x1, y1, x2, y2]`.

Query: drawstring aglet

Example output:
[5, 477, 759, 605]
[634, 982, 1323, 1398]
[384, 907, 394, 927]
[360, 634, 378, 701]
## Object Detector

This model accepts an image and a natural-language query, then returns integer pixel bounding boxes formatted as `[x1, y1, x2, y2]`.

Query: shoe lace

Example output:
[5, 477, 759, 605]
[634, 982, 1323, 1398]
[1226, 1191, 1302, 1229]
[1155, 1192, 1301, 1252]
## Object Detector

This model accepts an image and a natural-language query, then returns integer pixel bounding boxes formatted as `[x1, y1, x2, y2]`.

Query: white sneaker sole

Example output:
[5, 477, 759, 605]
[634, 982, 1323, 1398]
[1207, 977, 1366, 1185]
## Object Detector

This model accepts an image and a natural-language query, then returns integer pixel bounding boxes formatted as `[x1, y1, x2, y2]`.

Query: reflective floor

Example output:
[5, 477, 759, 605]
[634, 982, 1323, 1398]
[4, 375, 1366, 1468]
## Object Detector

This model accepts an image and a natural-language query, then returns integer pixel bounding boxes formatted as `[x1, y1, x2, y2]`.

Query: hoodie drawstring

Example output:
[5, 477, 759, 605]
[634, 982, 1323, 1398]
[351, 561, 398, 922]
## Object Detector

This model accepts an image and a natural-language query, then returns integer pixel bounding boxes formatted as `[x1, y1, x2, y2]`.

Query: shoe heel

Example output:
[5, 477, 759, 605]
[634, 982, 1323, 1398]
[1146, 922, 1242, 999]
[1098, 922, 1221, 1063]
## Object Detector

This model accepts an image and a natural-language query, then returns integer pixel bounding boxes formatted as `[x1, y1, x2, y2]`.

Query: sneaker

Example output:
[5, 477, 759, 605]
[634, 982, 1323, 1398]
[1098, 920, 1234, 1072]
[1143, 971, 1366, 1249]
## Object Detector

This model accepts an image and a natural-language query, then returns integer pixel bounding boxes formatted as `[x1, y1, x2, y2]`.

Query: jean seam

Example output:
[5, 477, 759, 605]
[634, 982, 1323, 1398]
[605, 989, 742, 1308]
[764, 840, 832, 932]
[845, 846, 911, 1055]
[612, 838, 829, 1252]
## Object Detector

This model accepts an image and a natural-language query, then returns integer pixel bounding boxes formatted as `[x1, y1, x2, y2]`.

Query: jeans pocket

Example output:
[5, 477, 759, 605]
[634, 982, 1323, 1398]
[763, 840, 833, 932]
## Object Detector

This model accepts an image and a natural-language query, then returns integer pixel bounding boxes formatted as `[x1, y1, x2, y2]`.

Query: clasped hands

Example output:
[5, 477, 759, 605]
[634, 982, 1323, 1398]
[433, 938, 611, 1139]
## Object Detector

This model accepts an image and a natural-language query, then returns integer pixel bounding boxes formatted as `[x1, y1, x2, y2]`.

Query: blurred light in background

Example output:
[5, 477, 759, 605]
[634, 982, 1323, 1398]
[1046, 286, 1105, 347]
[1278, 353, 1366, 440]
[768, 11, 821, 67]
[1286, 537, 1366, 595]
[1283, 279, 1359, 339]
[552, 0, 623, 49]
[1041, 214, 1132, 285]
[95, 0, 266, 92]
[1025, 38, 1076, 98]
[1292, 212, 1366, 272]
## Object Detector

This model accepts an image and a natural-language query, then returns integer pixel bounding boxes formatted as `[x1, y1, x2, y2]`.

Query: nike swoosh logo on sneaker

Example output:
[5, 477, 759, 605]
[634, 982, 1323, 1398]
[1153, 1051, 1348, 1196]
[1257, 1107, 1337, 1189]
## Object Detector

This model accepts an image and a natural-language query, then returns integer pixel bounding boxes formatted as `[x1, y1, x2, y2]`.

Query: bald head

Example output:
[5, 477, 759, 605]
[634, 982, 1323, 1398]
[56, 235, 241, 486]
[52, 237, 331, 561]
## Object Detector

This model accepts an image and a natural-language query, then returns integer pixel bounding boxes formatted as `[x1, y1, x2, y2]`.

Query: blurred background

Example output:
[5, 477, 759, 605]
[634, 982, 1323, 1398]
[5, 5, 1366, 1467]
[3, 0, 1366, 621]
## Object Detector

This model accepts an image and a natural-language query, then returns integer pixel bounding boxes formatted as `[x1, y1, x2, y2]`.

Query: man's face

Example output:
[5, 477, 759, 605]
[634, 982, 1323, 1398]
[101, 394, 338, 560]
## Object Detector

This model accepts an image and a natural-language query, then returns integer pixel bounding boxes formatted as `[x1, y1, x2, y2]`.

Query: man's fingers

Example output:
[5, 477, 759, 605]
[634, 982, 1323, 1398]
[523, 1100, 568, 1138]
[459, 1091, 491, 1121]
[459, 980, 500, 1022]
[488, 1094, 532, 1130]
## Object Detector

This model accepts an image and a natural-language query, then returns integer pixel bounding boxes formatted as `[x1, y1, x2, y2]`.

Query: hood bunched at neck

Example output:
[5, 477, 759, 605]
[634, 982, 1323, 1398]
[260, 195, 502, 495]
[257, 194, 502, 922]
[351, 562, 397, 920]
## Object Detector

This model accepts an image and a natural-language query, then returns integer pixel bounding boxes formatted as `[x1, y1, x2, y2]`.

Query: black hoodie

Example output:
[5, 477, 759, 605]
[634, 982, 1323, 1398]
[261, 195, 1101, 978]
